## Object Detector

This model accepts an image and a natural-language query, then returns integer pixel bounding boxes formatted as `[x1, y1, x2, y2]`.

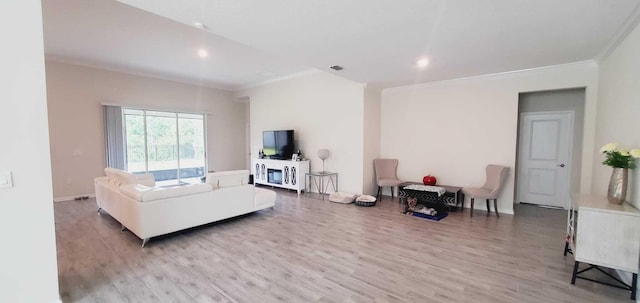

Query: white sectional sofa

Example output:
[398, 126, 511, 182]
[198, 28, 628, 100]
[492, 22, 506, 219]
[95, 168, 276, 247]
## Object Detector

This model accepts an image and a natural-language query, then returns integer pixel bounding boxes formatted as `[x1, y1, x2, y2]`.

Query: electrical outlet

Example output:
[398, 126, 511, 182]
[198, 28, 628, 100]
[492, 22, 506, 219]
[0, 171, 13, 189]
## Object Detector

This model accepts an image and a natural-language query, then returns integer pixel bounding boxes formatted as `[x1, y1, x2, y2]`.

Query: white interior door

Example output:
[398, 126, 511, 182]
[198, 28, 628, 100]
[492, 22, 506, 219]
[517, 112, 573, 208]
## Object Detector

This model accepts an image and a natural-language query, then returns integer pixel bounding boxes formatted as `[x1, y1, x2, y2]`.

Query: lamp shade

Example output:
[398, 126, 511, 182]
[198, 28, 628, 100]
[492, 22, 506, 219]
[317, 149, 330, 160]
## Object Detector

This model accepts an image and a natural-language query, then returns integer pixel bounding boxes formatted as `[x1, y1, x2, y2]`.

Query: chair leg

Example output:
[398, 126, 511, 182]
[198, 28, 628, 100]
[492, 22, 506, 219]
[486, 199, 490, 214]
[494, 199, 499, 217]
[470, 198, 475, 217]
[377, 186, 381, 200]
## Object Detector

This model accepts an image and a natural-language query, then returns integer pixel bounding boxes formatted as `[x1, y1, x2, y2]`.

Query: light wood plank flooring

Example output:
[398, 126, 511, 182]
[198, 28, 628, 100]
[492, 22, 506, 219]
[55, 189, 630, 302]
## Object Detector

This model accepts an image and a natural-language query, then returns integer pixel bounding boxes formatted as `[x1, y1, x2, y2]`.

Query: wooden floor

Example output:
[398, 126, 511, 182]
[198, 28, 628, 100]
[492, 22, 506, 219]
[54, 189, 630, 302]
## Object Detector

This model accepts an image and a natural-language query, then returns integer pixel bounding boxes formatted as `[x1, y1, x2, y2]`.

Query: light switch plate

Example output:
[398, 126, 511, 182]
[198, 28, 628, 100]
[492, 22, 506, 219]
[0, 171, 13, 189]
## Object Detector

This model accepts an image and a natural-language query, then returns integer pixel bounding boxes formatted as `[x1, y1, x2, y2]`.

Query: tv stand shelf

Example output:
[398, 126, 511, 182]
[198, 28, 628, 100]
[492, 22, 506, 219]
[252, 159, 309, 194]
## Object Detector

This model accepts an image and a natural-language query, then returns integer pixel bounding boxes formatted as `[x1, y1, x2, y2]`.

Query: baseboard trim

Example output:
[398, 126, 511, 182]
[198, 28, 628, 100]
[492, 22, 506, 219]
[53, 193, 96, 202]
[463, 205, 515, 215]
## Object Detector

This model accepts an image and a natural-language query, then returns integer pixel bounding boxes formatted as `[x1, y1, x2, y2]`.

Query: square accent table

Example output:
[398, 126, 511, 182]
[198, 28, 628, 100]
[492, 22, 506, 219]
[398, 182, 464, 211]
[569, 194, 640, 300]
[305, 172, 338, 200]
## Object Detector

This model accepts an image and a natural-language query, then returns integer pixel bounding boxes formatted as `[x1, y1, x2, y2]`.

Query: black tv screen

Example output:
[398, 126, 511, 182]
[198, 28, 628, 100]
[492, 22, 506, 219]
[263, 130, 294, 160]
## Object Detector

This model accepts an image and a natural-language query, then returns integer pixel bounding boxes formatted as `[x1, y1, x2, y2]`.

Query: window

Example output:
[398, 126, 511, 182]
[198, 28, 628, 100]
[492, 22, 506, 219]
[123, 108, 206, 185]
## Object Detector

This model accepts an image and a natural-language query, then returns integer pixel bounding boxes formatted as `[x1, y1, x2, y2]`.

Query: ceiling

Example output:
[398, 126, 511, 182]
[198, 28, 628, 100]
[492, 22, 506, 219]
[44, 0, 640, 91]
[42, 0, 311, 90]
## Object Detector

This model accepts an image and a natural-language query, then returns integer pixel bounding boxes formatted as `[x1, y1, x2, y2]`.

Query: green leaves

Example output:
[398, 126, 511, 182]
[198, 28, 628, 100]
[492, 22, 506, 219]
[602, 150, 636, 169]
[600, 143, 639, 169]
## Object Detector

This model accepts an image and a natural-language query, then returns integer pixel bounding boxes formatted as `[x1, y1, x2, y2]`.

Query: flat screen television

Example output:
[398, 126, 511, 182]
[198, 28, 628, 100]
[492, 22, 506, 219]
[263, 130, 294, 160]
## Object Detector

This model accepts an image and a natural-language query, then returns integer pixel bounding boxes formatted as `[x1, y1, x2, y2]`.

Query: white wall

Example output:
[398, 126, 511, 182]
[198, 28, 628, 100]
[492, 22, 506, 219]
[0, 1, 60, 302]
[243, 97, 251, 169]
[45, 60, 247, 199]
[596, 21, 640, 208]
[363, 87, 382, 195]
[381, 62, 599, 214]
[240, 72, 366, 194]
[518, 88, 585, 198]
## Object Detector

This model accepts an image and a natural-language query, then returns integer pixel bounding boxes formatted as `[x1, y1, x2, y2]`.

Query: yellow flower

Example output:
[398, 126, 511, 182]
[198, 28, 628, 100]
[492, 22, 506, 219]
[600, 143, 618, 153]
[631, 149, 640, 159]
[620, 150, 630, 156]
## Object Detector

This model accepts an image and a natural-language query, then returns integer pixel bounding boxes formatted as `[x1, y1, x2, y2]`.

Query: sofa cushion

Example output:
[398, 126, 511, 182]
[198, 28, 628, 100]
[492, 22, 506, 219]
[254, 187, 276, 206]
[206, 170, 249, 189]
[135, 173, 156, 187]
[120, 183, 213, 202]
[120, 184, 155, 201]
[104, 168, 156, 187]
[104, 167, 137, 186]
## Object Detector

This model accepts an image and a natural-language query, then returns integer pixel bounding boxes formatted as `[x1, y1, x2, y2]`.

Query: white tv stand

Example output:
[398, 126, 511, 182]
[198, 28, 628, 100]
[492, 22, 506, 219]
[252, 159, 309, 194]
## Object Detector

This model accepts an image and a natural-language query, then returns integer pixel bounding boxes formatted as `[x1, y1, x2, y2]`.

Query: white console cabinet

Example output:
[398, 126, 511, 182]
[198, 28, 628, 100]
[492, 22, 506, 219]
[569, 194, 640, 300]
[252, 159, 309, 194]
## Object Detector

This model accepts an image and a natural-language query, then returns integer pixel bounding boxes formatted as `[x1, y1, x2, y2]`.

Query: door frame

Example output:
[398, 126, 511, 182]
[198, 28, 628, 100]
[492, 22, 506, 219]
[516, 110, 575, 209]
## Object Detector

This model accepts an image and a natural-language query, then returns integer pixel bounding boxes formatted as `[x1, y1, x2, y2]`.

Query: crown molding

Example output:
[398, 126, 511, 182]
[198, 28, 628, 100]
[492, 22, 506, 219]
[382, 60, 597, 91]
[45, 55, 235, 92]
[595, 3, 640, 62]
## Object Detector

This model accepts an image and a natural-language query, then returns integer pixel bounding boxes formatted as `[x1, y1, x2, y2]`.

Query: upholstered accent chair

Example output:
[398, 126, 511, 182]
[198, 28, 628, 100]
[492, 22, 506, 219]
[462, 165, 509, 217]
[373, 159, 403, 200]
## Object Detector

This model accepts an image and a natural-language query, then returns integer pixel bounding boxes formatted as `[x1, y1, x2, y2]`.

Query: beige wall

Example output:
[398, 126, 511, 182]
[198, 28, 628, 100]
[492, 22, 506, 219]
[240, 72, 366, 194]
[363, 87, 382, 195]
[518, 88, 586, 199]
[596, 21, 640, 208]
[0, 1, 60, 302]
[381, 62, 599, 214]
[45, 60, 247, 199]
[243, 97, 251, 169]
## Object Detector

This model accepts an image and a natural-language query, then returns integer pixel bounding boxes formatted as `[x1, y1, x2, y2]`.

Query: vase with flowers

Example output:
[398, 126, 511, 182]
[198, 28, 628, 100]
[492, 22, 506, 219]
[600, 143, 640, 204]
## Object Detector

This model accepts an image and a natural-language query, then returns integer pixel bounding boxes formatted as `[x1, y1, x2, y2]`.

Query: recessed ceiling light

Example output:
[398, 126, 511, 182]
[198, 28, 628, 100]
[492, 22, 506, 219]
[197, 49, 208, 58]
[194, 22, 207, 30]
[417, 58, 429, 68]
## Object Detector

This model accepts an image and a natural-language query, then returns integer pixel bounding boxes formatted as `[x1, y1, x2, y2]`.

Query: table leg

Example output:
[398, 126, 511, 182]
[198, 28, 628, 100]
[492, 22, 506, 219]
[311, 176, 320, 199]
[323, 174, 338, 197]
[632, 273, 637, 300]
[571, 261, 580, 284]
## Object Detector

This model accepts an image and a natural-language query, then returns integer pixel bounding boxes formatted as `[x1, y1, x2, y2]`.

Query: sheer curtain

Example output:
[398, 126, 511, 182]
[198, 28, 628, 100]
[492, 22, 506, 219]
[103, 105, 125, 169]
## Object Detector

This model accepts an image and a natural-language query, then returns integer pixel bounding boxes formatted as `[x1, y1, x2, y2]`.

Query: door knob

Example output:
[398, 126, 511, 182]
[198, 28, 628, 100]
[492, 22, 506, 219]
[557, 164, 565, 167]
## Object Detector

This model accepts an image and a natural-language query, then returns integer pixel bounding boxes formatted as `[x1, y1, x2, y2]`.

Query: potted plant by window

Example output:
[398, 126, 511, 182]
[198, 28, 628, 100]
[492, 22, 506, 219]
[600, 143, 640, 204]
